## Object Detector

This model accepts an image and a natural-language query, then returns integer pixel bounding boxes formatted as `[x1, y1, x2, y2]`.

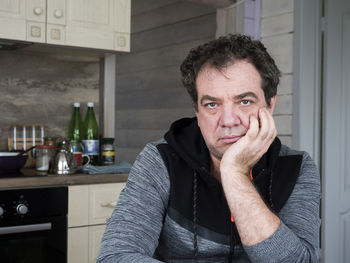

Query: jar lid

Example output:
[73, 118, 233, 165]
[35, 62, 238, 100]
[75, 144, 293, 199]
[37, 145, 54, 149]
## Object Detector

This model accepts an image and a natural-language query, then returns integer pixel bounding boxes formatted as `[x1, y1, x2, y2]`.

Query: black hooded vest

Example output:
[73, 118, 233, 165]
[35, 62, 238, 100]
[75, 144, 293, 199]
[156, 117, 302, 246]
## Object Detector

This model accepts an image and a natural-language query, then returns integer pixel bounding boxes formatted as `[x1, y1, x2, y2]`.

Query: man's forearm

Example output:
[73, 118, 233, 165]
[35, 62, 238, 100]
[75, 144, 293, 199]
[221, 172, 280, 246]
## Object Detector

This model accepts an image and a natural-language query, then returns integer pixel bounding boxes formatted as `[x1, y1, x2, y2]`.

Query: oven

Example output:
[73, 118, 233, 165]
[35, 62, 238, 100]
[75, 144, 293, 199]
[0, 186, 67, 263]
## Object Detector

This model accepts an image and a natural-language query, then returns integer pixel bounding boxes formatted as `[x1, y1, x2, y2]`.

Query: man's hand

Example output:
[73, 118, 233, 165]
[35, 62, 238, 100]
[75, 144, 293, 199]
[220, 107, 277, 177]
[219, 107, 280, 246]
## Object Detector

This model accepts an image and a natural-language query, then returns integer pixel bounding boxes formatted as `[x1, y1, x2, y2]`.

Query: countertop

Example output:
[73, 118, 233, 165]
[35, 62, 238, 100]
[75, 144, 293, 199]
[0, 169, 129, 190]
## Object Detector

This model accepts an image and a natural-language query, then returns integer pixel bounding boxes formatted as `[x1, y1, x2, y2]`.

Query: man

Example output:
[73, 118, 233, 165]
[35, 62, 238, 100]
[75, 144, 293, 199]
[98, 34, 320, 262]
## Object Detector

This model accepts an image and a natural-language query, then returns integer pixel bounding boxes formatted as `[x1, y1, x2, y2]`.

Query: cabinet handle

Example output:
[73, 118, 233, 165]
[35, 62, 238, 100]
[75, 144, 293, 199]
[100, 201, 117, 209]
[54, 9, 63, 18]
[33, 7, 43, 16]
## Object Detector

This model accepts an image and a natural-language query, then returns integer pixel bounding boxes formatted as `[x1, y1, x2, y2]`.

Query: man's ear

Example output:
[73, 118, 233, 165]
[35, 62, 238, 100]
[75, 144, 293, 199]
[268, 96, 277, 114]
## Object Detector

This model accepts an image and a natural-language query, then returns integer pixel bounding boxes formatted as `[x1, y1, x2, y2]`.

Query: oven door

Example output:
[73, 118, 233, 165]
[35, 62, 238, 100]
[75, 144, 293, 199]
[0, 215, 67, 263]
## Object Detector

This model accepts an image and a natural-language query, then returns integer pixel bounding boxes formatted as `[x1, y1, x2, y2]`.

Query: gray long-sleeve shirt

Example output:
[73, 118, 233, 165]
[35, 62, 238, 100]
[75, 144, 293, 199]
[97, 140, 321, 262]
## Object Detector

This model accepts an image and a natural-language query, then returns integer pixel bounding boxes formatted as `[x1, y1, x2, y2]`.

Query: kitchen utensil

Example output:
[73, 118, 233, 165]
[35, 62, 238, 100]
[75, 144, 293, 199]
[52, 139, 77, 175]
[0, 152, 28, 174]
[16, 145, 37, 157]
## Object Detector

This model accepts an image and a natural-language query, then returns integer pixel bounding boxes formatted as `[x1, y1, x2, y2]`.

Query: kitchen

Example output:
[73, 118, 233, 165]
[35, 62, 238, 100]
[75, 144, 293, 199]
[0, 0, 349, 262]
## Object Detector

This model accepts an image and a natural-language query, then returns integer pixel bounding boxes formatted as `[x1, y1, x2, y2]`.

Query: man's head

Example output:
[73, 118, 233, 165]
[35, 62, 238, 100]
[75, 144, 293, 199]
[180, 34, 281, 111]
[180, 34, 281, 161]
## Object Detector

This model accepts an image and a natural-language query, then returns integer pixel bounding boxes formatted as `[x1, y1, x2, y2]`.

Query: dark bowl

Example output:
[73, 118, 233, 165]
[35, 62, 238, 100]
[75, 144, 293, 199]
[0, 152, 28, 174]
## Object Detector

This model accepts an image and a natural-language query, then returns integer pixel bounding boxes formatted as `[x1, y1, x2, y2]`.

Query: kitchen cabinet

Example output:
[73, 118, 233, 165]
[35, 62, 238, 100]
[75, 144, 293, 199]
[68, 182, 126, 263]
[0, 0, 130, 52]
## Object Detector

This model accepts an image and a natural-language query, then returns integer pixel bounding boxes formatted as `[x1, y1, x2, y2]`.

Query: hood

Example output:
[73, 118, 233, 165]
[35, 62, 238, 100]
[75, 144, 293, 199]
[164, 117, 211, 173]
[0, 40, 32, 50]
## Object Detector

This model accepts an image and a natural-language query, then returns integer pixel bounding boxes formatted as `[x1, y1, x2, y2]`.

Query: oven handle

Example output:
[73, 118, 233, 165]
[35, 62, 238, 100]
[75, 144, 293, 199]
[0, 223, 52, 235]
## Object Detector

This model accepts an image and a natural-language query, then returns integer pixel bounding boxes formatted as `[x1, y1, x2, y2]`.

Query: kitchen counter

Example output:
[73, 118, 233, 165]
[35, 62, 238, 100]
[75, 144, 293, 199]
[0, 169, 128, 190]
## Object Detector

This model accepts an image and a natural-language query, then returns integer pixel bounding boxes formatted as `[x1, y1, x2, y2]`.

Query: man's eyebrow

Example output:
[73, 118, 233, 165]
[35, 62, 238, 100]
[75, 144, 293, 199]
[234, 92, 259, 100]
[200, 95, 218, 104]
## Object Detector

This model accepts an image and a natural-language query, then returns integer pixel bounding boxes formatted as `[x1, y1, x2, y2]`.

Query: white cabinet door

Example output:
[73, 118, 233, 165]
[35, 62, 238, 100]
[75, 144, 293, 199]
[0, 0, 130, 51]
[88, 182, 125, 225]
[68, 182, 126, 262]
[89, 225, 106, 263]
[46, 0, 66, 44]
[68, 185, 89, 227]
[26, 0, 46, 43]
[68, 226, 89, 263]
[64, 0, 130, 51]
[0, 0, 26, 41]
[114, 0, 130, 52]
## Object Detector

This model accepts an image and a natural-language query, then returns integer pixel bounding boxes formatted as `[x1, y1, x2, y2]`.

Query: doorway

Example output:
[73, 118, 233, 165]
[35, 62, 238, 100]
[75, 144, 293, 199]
[294, 0, 350, 262]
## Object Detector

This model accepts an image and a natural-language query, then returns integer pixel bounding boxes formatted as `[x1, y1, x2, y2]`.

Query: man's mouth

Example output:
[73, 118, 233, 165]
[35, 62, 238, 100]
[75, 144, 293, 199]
[219, 135, 243, 144]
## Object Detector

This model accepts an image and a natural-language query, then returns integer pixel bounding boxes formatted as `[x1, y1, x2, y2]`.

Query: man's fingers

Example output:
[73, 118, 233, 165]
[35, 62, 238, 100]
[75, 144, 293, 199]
[258, 108, 276, 141]
[246, 114, 259, 139]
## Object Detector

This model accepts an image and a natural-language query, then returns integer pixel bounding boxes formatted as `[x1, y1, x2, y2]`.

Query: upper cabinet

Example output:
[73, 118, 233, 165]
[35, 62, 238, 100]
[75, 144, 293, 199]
[0, 0, 130, 52]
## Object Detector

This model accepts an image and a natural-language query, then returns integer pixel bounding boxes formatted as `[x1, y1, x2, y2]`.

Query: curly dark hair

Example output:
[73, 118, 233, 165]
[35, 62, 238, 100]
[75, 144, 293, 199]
[180, 34, 281, 111]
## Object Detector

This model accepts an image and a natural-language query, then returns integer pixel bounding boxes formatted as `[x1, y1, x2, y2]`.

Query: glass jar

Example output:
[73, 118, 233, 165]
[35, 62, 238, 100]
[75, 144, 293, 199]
[36, 145, 54, 171]
[101, 138, 115, 165]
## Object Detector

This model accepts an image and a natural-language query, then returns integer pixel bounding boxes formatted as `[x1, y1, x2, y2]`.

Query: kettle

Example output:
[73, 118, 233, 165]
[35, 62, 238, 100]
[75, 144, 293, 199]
[52, 139, 77, 175]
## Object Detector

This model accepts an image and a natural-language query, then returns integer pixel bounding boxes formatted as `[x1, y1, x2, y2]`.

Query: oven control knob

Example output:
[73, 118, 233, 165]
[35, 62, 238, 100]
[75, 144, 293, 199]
[0, 206, 3, 216]
[16, 204, 28, 215]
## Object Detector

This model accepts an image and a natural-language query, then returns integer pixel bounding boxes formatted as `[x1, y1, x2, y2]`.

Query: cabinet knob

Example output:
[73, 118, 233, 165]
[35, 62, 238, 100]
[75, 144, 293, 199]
[33, 7, 43, 16]
[54, 9, 63, 18]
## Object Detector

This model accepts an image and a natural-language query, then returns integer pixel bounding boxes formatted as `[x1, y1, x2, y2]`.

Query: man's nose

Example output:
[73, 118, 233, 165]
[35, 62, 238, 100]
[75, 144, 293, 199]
[219, 104, 241, 127]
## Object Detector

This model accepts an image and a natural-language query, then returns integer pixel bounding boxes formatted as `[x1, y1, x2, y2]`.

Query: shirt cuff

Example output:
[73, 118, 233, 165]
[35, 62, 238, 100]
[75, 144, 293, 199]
[243, 221, 301, 263]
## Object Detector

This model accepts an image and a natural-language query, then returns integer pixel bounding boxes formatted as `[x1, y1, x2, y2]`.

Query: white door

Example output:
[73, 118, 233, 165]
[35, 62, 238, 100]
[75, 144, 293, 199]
[322, 0, 350, 262]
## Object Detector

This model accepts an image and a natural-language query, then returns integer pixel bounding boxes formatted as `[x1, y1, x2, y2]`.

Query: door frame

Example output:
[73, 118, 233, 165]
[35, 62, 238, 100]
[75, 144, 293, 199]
[293, 0, 323, 260]
[292, 0, 322, 167]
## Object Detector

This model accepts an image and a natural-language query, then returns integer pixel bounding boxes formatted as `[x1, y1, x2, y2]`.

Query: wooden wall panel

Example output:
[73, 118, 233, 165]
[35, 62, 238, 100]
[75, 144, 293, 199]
[115, 1, 216, 163]
[261, 12, 293, 38]
[279, 74, 293, 95]
[261, 0, 294, 18]
[116, 108, 195, 130]
[274, 115, 292, 135]
[261, 33, 294, 74]
[116, 129, 167, 148]
[131, 13, 216, 52]
[131, 0, 179, 16]
[132, 1, 215, 33]
[275, 94, 293, 115]
[261, 0, 295, 144]
[116, 38, 212, 74]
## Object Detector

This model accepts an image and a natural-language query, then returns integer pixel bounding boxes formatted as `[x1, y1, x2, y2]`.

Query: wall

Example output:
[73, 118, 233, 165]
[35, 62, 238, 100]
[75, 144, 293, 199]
[115, 0, 217, 163]
[260, 0, 294, 146]
[0, 49, 99, 151]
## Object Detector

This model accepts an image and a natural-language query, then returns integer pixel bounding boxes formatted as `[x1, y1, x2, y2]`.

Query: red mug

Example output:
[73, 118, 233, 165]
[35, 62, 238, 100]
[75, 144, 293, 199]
[73, 152, 90, 166]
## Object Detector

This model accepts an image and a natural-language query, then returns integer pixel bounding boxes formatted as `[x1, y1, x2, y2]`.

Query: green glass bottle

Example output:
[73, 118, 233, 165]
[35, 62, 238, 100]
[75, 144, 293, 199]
[83, 102, 99, 165]
[68, 102, 85, 152]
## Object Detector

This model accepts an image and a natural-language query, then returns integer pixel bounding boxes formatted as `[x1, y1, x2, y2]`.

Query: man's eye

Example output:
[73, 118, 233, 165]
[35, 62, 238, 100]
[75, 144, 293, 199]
[241, 100, 251, 106]
[206, 102, 217, 109]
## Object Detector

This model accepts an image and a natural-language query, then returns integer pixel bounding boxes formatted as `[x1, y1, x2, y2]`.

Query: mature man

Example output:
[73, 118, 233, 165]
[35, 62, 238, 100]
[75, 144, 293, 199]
[98, 34, 320, 262]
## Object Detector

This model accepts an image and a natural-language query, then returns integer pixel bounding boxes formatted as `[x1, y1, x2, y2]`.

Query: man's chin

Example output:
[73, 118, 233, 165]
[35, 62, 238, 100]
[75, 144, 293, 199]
[208, 145, 231, 161]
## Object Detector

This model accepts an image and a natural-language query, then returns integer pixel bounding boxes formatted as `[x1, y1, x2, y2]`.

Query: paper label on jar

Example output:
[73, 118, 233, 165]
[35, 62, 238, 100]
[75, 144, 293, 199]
[83, 140, 99, 155]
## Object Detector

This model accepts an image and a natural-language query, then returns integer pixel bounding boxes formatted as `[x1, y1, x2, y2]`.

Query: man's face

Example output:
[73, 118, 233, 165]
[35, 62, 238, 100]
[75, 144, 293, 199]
[195, 60, 276, 162]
